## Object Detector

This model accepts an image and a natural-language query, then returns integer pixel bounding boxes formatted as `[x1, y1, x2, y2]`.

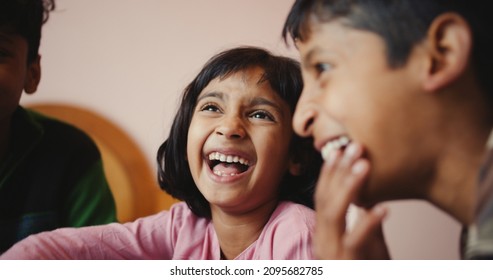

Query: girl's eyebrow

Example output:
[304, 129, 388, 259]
[250, 97, 284, 117]
[197, 91, 284, 117]
[197, 91, 224, 103]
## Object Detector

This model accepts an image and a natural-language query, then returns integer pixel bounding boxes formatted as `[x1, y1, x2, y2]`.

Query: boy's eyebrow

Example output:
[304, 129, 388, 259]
[301, 47, 320, 66]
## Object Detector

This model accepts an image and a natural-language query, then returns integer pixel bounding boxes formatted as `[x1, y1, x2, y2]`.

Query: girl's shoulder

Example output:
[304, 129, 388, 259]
[266, 201, 315, 231]
[154, 201, 209, 227]
[240, 201, 315, 260]
[273, 201, 315, 221]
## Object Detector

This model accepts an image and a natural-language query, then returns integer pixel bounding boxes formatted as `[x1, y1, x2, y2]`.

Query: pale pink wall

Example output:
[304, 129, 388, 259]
[21, 0, 461, 259]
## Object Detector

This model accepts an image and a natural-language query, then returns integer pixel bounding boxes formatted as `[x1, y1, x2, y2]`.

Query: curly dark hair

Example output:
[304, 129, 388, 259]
[0, 0, 56, 63]
[157, 46, 322, 219]
[283, 0, 493, 100]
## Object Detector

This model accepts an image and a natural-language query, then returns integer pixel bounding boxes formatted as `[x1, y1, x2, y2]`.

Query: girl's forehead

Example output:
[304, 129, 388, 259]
[199, 69, 271, 96]
[220, 67, 266, 83]
[197, 72, 289, 108]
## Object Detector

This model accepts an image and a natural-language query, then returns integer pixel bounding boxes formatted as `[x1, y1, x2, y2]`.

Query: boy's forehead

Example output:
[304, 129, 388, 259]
[295, 22, 343, 58]
[297, 20, 371, 53]
[0, 29, 26, 46]
[0, 30, 15, 43]
[0, 26, 21, 40]
[0, 26, 12, 36]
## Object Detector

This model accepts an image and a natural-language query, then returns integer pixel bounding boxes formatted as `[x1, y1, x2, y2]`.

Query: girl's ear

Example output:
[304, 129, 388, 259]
[422, 12, 472, 91]
[24, 55, 41, 94]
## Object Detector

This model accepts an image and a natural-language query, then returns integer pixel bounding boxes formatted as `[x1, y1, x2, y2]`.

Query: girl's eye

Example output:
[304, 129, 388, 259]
[249, 110, 275, 121]
[200, 103, 221, 113]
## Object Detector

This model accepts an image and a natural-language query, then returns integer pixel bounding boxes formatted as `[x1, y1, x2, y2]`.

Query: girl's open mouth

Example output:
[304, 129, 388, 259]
[207, 152, 251, 177]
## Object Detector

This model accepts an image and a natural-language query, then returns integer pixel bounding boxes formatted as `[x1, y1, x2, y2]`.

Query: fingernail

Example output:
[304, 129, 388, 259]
[351, 160, 367, 174]
[323, 149, 337, 165]
[344, 143, 358, 158]
[373, 205, 387, 217]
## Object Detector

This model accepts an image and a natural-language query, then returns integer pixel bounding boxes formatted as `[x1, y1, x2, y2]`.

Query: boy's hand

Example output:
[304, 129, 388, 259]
[314, 142, 390, 259]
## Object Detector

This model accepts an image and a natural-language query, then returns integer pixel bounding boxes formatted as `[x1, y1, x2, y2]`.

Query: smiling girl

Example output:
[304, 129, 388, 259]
[1, 47, 322, 260]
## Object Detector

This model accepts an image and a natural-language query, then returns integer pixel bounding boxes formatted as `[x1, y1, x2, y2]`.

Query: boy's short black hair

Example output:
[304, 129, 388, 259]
[282, 0, 493, 99]
[157, 46, 322, 219]
[0, 0, 55, 63]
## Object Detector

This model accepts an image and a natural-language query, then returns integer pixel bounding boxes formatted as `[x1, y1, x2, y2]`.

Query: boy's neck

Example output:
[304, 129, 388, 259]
[211, 200, 278, 260]
[0, 117, 11, 162]
[427, 82, 493, 225]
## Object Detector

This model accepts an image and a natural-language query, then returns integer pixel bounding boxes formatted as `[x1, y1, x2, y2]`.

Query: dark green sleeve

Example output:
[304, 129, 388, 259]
[64, 160, 117, 226]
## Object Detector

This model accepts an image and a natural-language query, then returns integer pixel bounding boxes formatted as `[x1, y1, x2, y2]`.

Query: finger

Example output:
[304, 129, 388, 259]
[317, 158, 370, 220]
[322, 143, 364, 197]
[314, 157, 370, 258]
[315, 143, 366, 209]
[339, 142, 365, 168]
[343, 205, 388, 259]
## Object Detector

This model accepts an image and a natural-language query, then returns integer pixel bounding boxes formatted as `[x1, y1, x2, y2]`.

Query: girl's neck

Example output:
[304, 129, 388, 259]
[211, 200, 278, 260]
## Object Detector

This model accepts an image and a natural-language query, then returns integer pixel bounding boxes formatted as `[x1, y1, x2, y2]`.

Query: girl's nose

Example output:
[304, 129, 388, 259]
[215, 116, 246, 139]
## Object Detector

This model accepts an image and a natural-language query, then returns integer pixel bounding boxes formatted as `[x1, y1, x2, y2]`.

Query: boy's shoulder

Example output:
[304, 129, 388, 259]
[18, 106, 100, 154]
[9, 106, 102, 169]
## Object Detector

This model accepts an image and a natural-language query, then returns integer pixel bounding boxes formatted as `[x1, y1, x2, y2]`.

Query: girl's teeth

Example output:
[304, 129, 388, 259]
[208, 152, 250, 166]
[213, 170, 238, 177]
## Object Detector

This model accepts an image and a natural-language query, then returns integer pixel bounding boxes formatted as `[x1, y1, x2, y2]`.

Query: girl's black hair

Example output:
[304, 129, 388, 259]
[282, 0, 493, 98]
[157, 46, 322, 218]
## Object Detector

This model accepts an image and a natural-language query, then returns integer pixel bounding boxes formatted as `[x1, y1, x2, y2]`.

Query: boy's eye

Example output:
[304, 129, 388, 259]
[249, 110, 275, 121]
[314, 63, 332, 76]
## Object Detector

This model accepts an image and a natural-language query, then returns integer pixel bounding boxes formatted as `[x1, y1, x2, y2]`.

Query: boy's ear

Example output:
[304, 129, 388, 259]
[422, 12, 472, 92]
[24, 55, 41, 94]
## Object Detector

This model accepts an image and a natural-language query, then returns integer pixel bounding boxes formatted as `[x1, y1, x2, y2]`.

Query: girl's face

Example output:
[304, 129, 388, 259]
[187, 67, 296, 216]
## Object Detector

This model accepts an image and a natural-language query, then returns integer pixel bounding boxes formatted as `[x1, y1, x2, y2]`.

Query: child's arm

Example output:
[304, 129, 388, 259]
[0, 211, 172, 259]
[314, 142, 389, 259]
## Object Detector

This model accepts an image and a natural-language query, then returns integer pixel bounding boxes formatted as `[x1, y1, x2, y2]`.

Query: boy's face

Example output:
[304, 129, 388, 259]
[187, 67, 296, 215]
[0, 30, 40, 123]
[293, 21, 434, 206]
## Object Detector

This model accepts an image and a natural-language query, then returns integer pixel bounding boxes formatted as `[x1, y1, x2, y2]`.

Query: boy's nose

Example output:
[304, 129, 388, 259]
[215, 116, 246, 139]
[293, 89, 316, 137]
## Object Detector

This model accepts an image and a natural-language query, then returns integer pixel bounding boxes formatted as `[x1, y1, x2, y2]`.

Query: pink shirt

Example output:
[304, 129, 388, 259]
[1, 201, 314, 259]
